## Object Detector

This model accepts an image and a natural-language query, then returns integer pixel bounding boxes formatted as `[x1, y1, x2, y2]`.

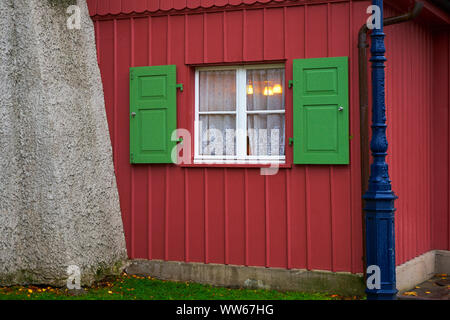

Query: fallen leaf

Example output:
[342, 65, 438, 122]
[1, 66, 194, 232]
[425, 291, 431, 294]
[403, 291, 417, 296]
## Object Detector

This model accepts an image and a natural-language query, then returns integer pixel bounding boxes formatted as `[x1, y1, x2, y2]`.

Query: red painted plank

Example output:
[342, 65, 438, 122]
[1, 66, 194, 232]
[349, 0, 366, 273]
[151, 16, 168, 65]
[226, 170, 246, 266]
[246, 170, 266, 266]
[133, 17, 149, 67]
[244, 9, 264, 61]
[161, 0, 175, 11]
[121, 0, 134, 14]
[134, 0, 148, 13]
[168, 14, 188, 132]
[166, 166, 186, 261]
[432, 31, 450, 250]
[307, 167, 333, 270]
[109, 0, 122, 15]
[229, 0, 243, 5]
[132, 166, 149, 259]
[185, 14, 204, 64]
[186, 169, 205, 262]
[288, 168, 307, 269]
[205, 12, 224, 63]
[173, 0, 187, 10]
[147, 0, 160, 12]
[215, 0, 229, 6]
[263, 8, 284, 60]
[96, 0, 109, 16]
[187, 0, 202, 9]
[285, 6, 304, 59]
[201, 0, 215, 8]
[224, 10, 243, 62]
[115, 18, 132, 256]
[205, 169, 226, 264]
[267, 172, 287, 268]
[330, 167, 352, 271]
[149, 167, 167, 260]
[305, 4, 327, 59]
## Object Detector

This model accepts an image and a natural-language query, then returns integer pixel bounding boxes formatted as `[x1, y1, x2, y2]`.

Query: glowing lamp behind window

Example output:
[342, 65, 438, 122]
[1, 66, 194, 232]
[273, 84, 282, 94]
[263, 86, 274, 96]
[247, 84, 254, 95]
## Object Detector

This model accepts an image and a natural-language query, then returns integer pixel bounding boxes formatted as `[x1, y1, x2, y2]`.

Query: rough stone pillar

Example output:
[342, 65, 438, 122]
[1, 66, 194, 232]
[0, 0, 127, 286]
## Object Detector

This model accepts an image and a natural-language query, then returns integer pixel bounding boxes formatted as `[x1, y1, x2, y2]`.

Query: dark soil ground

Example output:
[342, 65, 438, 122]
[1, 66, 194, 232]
[398, 274, 449, 300]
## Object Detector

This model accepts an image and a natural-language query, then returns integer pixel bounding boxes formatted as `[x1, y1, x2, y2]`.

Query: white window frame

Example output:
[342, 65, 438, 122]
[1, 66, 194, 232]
[194, 64, 286, 165]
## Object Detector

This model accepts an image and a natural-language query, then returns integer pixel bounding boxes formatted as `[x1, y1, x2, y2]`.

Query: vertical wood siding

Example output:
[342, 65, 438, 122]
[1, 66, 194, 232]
[90, 0, 447, 272]
[383, 5, 450, 265]
[431, 30, 450, 254]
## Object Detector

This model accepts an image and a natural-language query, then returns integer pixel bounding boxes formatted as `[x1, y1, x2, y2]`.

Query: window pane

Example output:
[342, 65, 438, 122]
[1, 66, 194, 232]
[199, 115, 236, 156]
[199, 70, 236, 112]
[246, 68, 285, 111]
[247, 114, 285, 156]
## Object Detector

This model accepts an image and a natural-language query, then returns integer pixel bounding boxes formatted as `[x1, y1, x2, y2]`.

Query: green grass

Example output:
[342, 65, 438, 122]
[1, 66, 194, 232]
[0, 273, 350, 300]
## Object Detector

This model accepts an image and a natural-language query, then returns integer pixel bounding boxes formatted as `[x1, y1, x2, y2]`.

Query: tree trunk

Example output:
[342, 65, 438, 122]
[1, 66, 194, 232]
[0, 0, 127, 286]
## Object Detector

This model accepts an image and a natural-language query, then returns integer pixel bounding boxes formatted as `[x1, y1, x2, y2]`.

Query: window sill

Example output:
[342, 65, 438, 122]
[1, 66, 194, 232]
[178, 160, 292, 169]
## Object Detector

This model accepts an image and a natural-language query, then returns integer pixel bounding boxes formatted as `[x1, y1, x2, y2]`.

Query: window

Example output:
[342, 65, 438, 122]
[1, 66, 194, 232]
[194, 65, 286, 164]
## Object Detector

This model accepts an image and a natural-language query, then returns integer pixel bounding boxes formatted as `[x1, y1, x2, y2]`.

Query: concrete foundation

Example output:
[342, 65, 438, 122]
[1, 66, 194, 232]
[126, 260, 365, 296]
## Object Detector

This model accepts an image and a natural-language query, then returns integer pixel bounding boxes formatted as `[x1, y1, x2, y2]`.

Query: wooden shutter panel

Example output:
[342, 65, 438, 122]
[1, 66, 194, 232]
[130, 65, 177, 164]
[292, 57, 349, 164]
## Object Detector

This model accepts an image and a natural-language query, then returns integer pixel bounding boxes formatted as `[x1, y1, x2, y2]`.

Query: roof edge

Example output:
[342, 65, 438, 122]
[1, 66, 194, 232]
[384, 0, 450, 27]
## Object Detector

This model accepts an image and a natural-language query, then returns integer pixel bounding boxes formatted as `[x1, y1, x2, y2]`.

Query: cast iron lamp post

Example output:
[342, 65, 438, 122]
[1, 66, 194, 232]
[363, 0, 398, 300]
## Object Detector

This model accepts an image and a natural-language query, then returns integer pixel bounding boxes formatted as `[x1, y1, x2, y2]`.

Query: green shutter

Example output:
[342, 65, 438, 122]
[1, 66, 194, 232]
[130, 65, 177, 164]
[293, 57, 349, 164]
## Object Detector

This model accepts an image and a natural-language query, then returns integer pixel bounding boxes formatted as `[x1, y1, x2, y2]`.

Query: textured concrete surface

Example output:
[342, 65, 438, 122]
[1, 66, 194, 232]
[396, 250, 450, 294]
[436, 250, 450, 275]
[126, 259, 366, 296]
[396, 250, 436, 293]
[0, 0, 127, 286]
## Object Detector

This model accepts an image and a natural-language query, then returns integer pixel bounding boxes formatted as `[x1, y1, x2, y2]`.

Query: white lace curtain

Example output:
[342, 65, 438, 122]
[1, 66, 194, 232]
[199, 70, 236, 156]
[246, 68, 285, 156]
[198, 68, 285, 157]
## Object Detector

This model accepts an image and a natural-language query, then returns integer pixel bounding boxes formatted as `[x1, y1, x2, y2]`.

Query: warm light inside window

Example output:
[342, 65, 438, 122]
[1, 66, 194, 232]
[247, 84, 254, 95]
[273, 84, 282, 94]
[263, 86, 274, 96]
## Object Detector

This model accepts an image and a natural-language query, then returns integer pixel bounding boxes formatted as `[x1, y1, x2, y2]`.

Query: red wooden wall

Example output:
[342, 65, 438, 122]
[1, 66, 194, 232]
[383, 5, 450, 265]
[88, 0, 449, 273]
[431, 30, 450, 253]
[384, 7, 433, 265]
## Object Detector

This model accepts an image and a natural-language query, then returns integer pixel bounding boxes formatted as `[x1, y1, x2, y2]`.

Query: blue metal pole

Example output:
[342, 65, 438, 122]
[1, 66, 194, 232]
[363, 0, 398, 300]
